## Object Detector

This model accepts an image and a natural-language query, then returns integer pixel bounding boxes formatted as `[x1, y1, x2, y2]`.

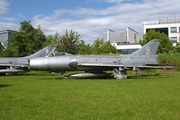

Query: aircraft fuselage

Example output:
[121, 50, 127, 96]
[0, 57, 29, 66]
[30, 55, 159, 72]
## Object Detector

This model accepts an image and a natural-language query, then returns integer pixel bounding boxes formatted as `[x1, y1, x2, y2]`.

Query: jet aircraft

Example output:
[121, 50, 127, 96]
[0, 45, 56, 75]
[30, 40, 174, 79]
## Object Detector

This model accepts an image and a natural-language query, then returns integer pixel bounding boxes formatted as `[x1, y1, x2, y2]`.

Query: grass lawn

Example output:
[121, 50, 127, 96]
[0, 71, 180, 120]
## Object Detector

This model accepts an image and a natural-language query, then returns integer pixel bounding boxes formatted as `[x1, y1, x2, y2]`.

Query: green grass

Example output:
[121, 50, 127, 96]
[0, 71, 180, 120]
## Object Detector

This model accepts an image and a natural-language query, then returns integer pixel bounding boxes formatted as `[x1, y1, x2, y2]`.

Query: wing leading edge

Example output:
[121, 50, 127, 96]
[78, 63, 174, 70]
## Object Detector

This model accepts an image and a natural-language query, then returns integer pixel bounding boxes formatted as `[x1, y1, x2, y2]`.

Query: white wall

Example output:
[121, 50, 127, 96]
[143, 23, 180, 43]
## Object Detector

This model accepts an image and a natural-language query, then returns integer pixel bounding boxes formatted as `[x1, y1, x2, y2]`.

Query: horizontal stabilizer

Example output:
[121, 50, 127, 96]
[136, 65, 175, 69]
[0, 68, 28, 73]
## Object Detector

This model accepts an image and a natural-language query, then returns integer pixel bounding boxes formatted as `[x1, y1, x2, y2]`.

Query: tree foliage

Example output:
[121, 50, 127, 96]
[171, 32, 180, 53]
[43, 32, 59, 47]
[139, 30, 173, 53]
[77, 40, 92, 55]
[2, 21, 46, 57]
[91, 38, 119, 55]
[101, 41, 118, 54]
[91, 38, 104, 54]
[45, 32, 118, 55]
[0, 42, 5, 52]
[170, 42, 180, 53]
[56, 29, 81, 54]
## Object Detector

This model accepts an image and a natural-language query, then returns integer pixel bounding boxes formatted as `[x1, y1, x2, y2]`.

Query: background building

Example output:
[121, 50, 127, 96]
[0, 30, 16, 49]
[107, 27, 141, 54]
[143, 17, 180, 45]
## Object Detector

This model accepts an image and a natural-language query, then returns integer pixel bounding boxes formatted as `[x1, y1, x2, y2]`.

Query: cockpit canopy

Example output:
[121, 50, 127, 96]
[47, 52, 73, 57]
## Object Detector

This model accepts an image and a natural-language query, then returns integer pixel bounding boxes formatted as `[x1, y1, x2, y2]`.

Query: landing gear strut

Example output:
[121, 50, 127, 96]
[113, 67, 127, 79]
[133, 66, 143, 76]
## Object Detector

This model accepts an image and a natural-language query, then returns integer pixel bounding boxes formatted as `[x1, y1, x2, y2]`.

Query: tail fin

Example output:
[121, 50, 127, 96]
[25, 45, 56, 59]
[130, 39, 160, 56]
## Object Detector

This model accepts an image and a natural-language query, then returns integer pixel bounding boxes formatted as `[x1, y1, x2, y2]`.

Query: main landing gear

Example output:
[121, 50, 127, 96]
[113, 67, 127, 79]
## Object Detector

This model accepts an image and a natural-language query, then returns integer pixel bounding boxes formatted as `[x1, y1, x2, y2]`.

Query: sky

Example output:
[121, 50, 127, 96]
[0, 0, 180, 44]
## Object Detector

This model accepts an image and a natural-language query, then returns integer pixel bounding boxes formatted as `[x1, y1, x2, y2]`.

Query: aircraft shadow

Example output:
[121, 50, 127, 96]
[0, 84, 12, 88]
[44, 73, 163, 80]
[127, 73, 161, 79]
[16, 72, 164, 80]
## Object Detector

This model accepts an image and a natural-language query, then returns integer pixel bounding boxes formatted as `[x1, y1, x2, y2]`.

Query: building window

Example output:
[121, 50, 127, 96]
[134, 34, 136, 41]
[171, 27, 177, 33]
[171, 37, 177, 43]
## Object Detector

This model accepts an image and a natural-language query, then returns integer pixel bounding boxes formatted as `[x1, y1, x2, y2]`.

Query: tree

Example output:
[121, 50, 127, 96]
[101, 41, 119, 54]
[0, 42, 5, 56]
[57, 29, 81, 54]
[91, 38, 119, 55]
[2, 21, 46, 57]
[91, 38, 104, 54]
[43, 32, 59, 47]
[171, 42, 180, 53]
[77, 40, 92, 55]
[139, 30, 173, 53]
[172, 32, 180, 53]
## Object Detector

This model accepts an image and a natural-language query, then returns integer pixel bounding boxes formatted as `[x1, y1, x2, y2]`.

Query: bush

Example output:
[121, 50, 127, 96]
[158, 53, 180, 71]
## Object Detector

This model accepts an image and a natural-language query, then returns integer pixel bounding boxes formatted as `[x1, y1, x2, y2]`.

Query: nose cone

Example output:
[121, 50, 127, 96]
[30, 58, 48, 70]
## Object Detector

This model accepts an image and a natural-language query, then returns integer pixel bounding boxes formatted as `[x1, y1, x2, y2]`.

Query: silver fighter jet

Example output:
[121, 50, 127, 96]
[0, 45, 56, 75]
[30, 40, 174, 79]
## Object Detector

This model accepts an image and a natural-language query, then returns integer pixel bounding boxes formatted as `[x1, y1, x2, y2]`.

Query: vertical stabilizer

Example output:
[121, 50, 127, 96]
[130, 39, 160, 56]
[25, 45, 56, 59]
